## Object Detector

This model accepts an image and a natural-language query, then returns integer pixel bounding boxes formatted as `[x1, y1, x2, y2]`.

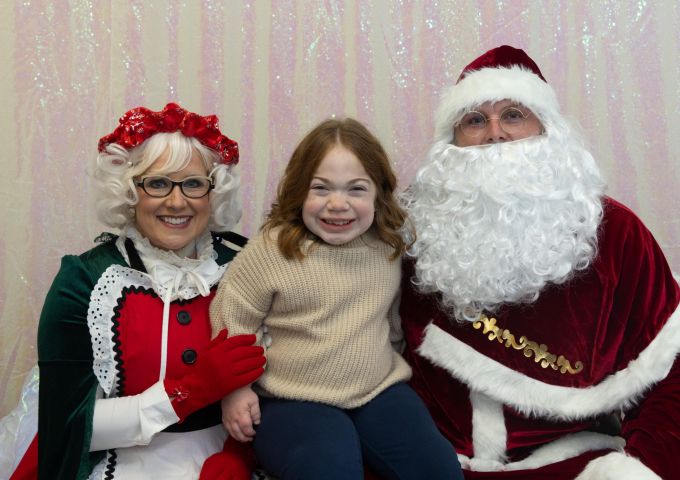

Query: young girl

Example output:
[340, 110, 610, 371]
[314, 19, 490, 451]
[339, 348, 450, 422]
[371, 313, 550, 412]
[210, 118, 462, 480]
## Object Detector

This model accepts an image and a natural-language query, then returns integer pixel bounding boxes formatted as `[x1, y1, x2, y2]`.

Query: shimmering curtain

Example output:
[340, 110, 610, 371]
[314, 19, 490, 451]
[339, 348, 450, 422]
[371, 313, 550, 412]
[1, 0, 679, 417]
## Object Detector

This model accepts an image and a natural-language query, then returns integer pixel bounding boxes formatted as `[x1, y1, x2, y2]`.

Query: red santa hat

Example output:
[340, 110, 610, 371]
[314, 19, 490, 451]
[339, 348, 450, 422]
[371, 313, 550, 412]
[434, 45, 561, 142]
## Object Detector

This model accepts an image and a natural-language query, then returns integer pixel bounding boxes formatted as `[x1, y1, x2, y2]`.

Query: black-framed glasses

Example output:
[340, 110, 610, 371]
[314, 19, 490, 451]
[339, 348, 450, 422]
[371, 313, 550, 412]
[456, 107, 532, 138]
[135, 175, 214, 199]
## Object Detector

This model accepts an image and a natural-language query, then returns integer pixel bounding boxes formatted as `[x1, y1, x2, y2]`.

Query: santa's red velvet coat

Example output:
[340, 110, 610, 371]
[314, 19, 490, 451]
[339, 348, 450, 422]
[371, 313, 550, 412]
[401, 197, 680, 479]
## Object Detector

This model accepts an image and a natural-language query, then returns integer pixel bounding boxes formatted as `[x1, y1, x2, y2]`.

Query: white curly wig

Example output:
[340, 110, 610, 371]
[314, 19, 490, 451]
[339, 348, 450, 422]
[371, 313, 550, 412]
[91, 131, 241, 233]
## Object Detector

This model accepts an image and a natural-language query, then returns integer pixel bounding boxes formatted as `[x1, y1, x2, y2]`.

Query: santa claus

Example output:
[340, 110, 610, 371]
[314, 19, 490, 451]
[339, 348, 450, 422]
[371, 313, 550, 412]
[400, 45, 680, 479]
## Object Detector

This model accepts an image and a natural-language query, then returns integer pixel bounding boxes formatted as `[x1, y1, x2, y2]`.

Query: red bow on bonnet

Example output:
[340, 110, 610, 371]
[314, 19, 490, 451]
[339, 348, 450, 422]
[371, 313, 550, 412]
[98, 103, 239, 166]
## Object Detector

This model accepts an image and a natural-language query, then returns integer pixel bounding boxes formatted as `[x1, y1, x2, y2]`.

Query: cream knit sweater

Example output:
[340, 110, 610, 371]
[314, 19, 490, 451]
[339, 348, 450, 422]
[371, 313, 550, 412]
[210, 229, 412, 409]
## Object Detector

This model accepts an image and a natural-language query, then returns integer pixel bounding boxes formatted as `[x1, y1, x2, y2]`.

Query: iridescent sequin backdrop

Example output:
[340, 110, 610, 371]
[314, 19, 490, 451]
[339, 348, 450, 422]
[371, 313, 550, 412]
[1, 1, 679, 416]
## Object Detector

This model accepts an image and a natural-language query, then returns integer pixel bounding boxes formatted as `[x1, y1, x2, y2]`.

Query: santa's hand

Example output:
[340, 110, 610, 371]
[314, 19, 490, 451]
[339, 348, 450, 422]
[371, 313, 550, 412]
[221, 386, 260, 442]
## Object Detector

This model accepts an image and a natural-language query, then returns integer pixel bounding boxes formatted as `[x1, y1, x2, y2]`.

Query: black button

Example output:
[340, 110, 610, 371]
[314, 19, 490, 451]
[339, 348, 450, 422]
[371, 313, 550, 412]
[176, 310, 191, 325]
[182, 348, 197, 365]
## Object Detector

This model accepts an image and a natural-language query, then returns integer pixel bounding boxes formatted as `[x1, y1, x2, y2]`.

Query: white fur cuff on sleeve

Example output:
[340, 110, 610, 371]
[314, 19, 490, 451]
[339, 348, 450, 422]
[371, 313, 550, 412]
[575, 452, 661, 480]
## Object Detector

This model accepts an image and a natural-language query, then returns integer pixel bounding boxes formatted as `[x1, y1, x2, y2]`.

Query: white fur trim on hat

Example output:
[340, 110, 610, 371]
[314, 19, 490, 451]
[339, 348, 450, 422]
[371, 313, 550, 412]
[434, 66, 560, 143]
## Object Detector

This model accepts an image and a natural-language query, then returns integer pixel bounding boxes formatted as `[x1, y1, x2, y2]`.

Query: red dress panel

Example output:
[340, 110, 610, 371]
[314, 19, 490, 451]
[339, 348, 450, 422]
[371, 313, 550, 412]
[113, 288, 216, 395]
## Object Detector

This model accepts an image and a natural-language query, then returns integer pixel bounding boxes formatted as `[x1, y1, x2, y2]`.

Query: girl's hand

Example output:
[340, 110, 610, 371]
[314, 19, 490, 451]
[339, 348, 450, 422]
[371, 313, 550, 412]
[221, 386, 260, 442]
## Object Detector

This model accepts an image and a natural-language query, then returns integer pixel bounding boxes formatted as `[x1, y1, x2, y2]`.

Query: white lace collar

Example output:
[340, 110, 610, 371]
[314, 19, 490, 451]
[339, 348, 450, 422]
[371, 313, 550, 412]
[115, 226, 227, 301]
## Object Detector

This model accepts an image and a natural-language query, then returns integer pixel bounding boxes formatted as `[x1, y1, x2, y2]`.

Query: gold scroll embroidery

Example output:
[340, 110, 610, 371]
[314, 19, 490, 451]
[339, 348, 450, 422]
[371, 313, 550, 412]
[472, 315, 584, 375]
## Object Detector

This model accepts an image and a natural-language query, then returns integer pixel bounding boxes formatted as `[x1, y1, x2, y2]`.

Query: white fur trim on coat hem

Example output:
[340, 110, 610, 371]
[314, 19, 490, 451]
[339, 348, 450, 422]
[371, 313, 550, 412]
[470, 391, 507, 463]
[575, 451, 661, 480]
[504, 432, 623, 472]
[417, 301, 680, 420]
[458, 432, 623, 473]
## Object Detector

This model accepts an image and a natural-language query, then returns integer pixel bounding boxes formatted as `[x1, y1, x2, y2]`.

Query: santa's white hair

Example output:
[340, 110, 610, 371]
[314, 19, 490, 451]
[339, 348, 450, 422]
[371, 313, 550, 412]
[403, 120, 606, 322]
[91, 131, 241, 233]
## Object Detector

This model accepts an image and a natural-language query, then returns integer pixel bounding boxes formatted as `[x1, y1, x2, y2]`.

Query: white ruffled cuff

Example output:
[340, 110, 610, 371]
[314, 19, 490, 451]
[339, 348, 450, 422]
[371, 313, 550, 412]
[90, 381, 179, 451]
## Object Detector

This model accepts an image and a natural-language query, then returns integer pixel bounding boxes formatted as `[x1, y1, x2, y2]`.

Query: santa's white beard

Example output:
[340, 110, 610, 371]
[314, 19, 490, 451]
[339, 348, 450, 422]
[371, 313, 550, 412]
[404, 132, 606, 322]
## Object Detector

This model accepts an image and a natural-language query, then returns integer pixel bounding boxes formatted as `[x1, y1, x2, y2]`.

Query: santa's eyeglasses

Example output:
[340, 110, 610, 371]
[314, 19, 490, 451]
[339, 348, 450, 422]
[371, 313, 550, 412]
[455, 107, 533, 138]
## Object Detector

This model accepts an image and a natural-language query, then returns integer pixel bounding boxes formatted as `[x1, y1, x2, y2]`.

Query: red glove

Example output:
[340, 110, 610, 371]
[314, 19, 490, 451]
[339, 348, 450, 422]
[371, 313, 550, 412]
[164, 330, 265, 422]
[199, 436, 256, 480]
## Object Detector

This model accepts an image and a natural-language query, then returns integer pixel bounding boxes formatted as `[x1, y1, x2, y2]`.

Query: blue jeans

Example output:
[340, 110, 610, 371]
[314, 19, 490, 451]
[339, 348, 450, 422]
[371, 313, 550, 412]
[253, 382, 462, 480]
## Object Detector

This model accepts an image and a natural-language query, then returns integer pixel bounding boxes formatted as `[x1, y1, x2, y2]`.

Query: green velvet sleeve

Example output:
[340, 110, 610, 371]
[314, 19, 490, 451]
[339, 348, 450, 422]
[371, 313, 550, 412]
[37, 242, 123, 480]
